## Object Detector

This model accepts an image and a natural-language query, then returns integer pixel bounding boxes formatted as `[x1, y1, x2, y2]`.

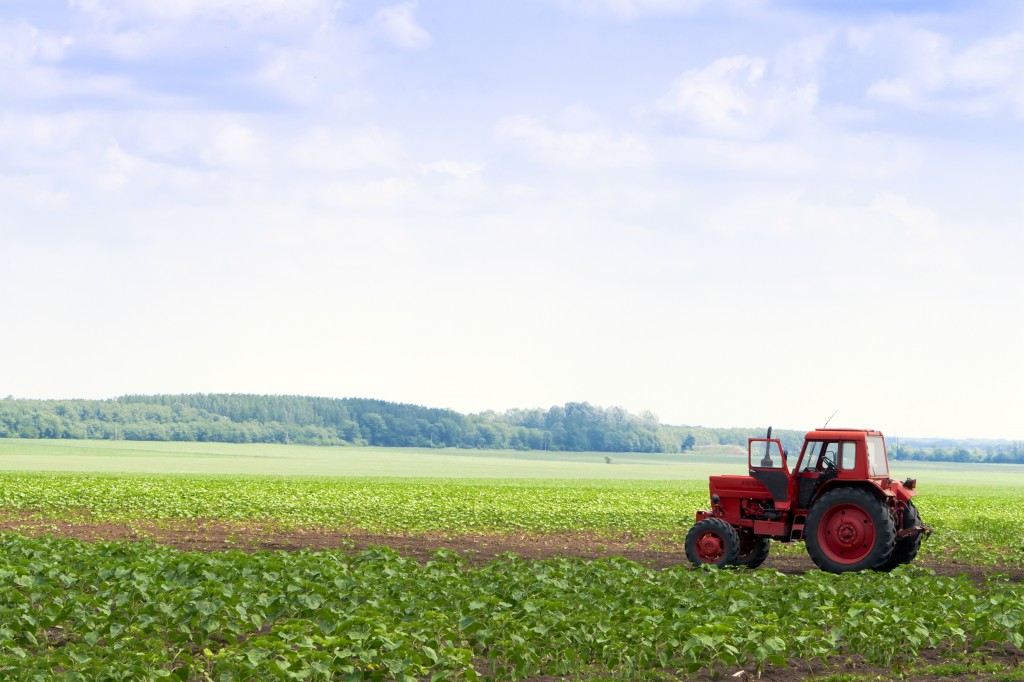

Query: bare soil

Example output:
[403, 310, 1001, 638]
[1, 511, 1020, 584]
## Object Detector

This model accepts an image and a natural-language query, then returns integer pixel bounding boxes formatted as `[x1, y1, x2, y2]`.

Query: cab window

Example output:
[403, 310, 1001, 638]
[750, 439, 785, 469]
[866, 436, 888, 476]
[800, 441, 838, 472]
[839, 442, 857, 471]
[799, 441, 822, 471]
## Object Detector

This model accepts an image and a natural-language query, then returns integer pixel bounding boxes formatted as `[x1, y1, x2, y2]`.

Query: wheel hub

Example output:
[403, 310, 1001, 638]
[836, 520, 859, 543]
[819, 504, 875, 563]
[697, 533, 724, 562]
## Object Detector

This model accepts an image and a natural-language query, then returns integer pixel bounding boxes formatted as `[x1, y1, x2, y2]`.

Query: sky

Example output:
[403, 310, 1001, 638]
[1, 0, 1022, 441]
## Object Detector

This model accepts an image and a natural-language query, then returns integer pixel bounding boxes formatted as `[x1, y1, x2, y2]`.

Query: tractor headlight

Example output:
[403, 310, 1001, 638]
[903, 477, 917, 490]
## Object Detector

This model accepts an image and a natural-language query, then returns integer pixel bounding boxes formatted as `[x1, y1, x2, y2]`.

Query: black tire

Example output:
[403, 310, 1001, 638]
[732, 533, 771, 568]
[685, 518, 740, 568]
[805, 487, 896, 573]
[879, 501, 923, 571]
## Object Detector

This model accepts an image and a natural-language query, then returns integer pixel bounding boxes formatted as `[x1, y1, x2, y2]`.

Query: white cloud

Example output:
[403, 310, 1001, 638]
[774, 32, 834, 82]
[0, 176, 69, 211]
[287, 126, 406, 172]
[201, 123, 268, 169]
[853, 23, 1024, 116]
[949, 32, 1024, 86]
[496, 115, 653, 169]
[95, 144, 146, 191]
[0, 109, 419, 214]
[0, 22, 113, 101]
[315, 178, 416, 210]
[0, 113, 87, 154]
[853, 24, 949, 104]
[2, 2, 408, 114]
[656, 55, 818, 138]
[90, 141, 206, 195]
[658, 55, 766, 133]
[552, 0, 720, 19]
[661, 136, 819, 176]
[242, 15, 376, 107]
[69, 0, 326, 26]
[868, 191, 942, 244]
[0, 21, 69, 64]
[373, 2, 431, 51]
[419, 160, 485, 180]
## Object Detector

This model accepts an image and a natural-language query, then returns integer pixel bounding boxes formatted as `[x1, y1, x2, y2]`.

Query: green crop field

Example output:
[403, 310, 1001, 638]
[0, 472, 1021, 565]
[1, 534, 1023, 681]
[1, 439, 1023, 680]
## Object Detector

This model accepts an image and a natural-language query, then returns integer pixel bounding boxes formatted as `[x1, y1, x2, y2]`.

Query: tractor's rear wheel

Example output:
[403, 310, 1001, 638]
[805, 487, 896, 573]
[880, 500, 923, 571]
[685, 518, 740, 568]
[732, 533, 770, 569]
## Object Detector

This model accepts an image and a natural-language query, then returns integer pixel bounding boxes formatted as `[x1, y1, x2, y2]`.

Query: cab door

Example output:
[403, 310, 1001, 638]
[747, 438, 791, 510]
[795, 440, 852, 508]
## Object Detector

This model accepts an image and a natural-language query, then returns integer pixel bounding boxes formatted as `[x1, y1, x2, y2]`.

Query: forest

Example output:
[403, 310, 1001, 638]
[0, 394, 783, 453]
[0, 394, 1020, 462]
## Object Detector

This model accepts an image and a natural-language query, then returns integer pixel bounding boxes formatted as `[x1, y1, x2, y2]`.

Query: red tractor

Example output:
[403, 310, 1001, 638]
[685, 427, 930, 573]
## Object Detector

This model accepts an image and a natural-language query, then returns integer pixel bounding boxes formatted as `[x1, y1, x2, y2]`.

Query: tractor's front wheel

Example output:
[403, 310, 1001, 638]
[805, 487, 896, 573]
[685, 518, 740, 568]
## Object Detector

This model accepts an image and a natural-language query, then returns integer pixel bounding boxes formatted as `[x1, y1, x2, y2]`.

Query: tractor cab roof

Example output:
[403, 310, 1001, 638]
[804, 428, 884, 440]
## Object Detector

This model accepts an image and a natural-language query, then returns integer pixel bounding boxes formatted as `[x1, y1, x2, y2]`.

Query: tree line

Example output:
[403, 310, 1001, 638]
[0, 395, 697, 452]
[0, 395, 1019, 461]
[890, 441, 1024, 464]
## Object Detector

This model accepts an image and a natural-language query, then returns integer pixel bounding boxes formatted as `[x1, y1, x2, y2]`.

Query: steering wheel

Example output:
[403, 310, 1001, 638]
[820, 455, 836, 472]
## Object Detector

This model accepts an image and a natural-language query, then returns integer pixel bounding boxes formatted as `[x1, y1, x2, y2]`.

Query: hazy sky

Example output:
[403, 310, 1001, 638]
[2, 1, 1022, 440]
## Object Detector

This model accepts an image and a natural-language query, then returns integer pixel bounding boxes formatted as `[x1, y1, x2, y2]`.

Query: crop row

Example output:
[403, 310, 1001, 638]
[0, 473, 1022, 564]
[0, 473, 707, 530]
[1, 533, 1022, 681]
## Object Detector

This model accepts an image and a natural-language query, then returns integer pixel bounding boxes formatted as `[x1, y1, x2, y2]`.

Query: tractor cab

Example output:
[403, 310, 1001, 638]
[795, 429, 891, 503]
[744, 428, 894, 513]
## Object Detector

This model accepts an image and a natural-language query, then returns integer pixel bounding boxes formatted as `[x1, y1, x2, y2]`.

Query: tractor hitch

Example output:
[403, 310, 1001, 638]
[897, 523, 932, 541]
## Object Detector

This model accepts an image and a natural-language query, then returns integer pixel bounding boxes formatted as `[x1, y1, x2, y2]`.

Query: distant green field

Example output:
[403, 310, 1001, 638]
[3, 438, 1024, 484]
[0, 438, 742, 479]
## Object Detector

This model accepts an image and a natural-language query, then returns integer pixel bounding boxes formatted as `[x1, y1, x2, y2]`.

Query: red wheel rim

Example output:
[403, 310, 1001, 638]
[695, 531, 726, 563]
[817, 503, 876, 564]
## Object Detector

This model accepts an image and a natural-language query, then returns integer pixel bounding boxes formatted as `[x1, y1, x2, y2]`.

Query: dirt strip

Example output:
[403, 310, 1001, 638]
[1, 512, 1020, 582]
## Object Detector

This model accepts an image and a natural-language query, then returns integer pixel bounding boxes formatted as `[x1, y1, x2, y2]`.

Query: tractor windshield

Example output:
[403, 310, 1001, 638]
[866, 436, 888, 477]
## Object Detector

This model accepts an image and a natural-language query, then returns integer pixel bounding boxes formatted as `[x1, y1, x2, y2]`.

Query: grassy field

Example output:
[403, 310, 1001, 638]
[0, 438, 711, 479]
[3, 438, 1024, 484]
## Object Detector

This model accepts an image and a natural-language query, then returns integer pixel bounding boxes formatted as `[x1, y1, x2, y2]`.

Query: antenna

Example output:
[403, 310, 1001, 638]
[823, 410, 838, 428]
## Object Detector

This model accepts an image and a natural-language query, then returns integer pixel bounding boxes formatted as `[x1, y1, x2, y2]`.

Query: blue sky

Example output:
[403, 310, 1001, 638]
[2, 0, 1022, 440]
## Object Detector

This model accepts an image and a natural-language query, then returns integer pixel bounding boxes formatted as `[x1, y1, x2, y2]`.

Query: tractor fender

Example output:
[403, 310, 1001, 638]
[811, 479, 892, 508]
[887, 478, 918, 503]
